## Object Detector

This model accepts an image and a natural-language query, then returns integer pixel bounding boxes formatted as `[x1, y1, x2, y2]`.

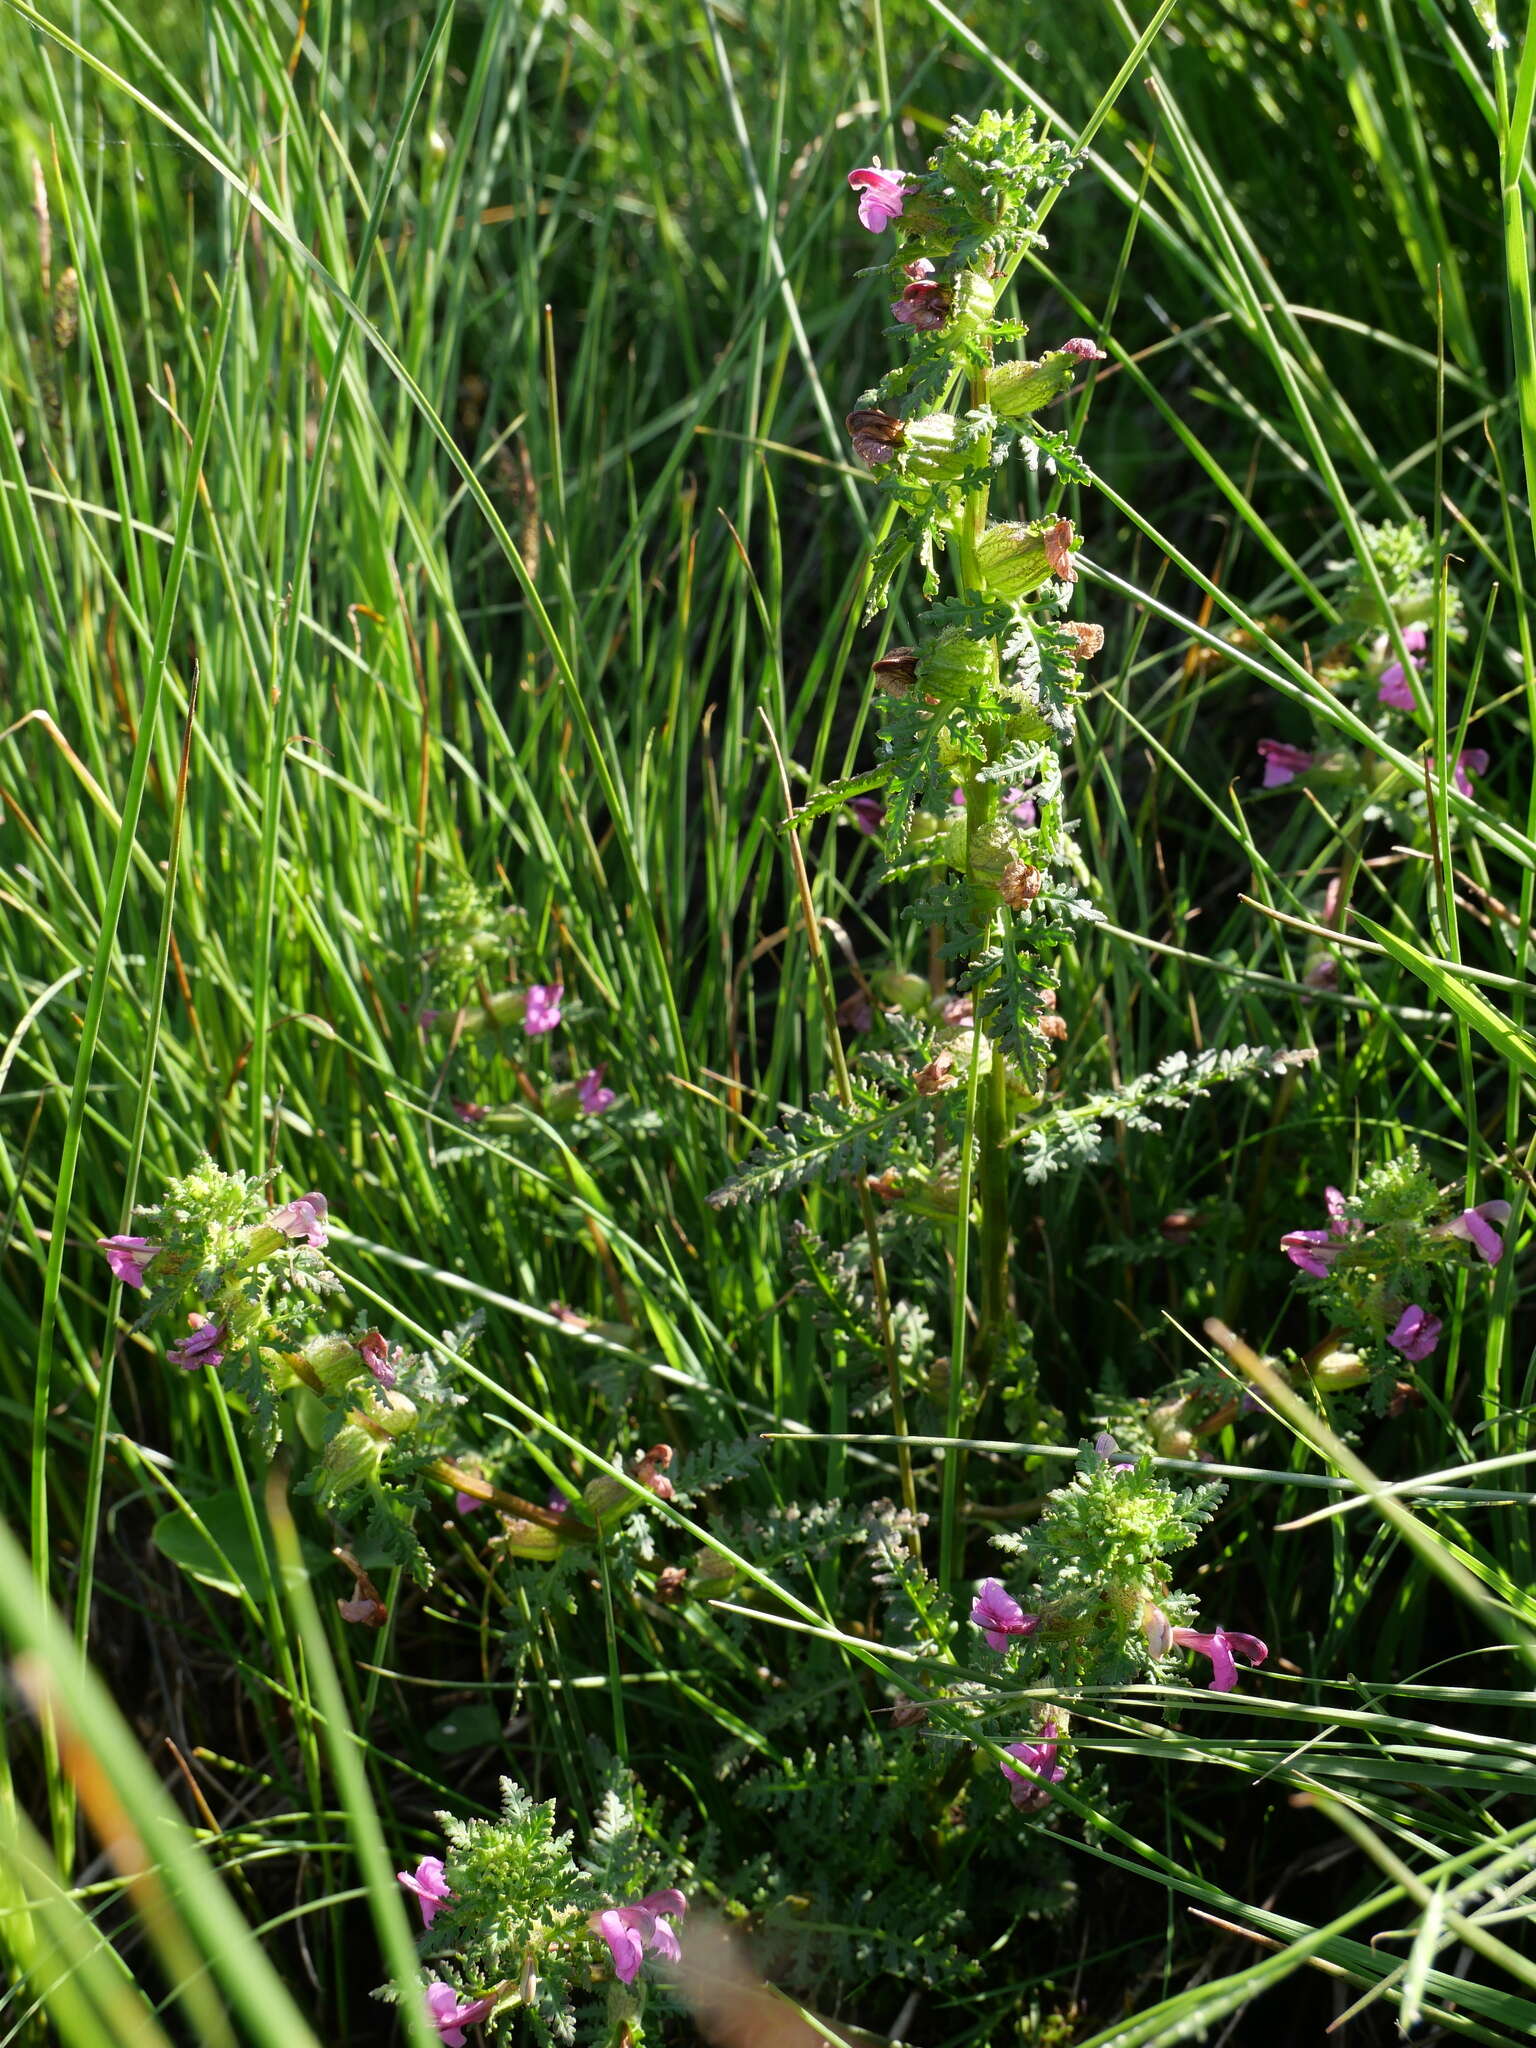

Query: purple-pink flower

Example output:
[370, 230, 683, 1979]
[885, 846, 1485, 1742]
[1387, 1303, 1442, 1361]
[847, 794, 886, 836]
[1170, 1624, 1268, 1694]
[1000, 1722, 1066, 1810]
[970, 1578, 1039, 1651]
[1256, 740, 1315, 788]
[577, 1067, 616, 1115]
[424, 1980, 497, 2046]
[1438, 1199, 1512, 1264]
[1448, 748, 1489, 798]
[1377, 624, 1427, 710]
[1282, 1185, 1355, 1276]
[98, 1234, 158, 1289]
[848, 164, 907, 233]
[358, 1329, 399, 1389]
[397, 1854, 452, 1928]
[268, 1191, 329, 1248]
[595, 1889, 688, 1984]
[1003, 786, 1038, 829]
[454, 1490, 482, 1516]
[168, 1320, 225, 1372]
[523, 983, 563, 1035]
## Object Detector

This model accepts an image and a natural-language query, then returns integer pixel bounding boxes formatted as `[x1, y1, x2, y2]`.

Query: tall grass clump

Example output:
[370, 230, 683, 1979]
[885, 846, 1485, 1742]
[1, 1, 1534, 2044]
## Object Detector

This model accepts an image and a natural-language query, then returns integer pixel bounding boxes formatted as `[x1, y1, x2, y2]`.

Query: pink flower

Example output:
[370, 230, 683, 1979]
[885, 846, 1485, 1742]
[98, 1234, 158, 1289]
[1170, 1624, 1268, 1693]
[847, 794, 885, 835]
[577, 1067, 616, 1115]
[848, 164, 907, 232]
[1282, 1186, 1355, 1275]
[454, 1491, 482, 1516]
[1057, 337, 1107, 359]
[453, 1099, 488, 1123]
[268, 1191, 328, 1248]
[970, 1578, 1039, 1651]
[595, 1889, 688, 1983]
[1003, 786, 1038, 828]
[1377, 625, 1428, 710]
[1388, 1303, 1442, 1361]
[523, 983, 563, 1035]
[1256, 740, 1315, 788]
[168, 1319, 225, 1372]
[1280, 1229, 1341, 1278]
[1439, 1199, 1512, 1264]
[424, 1981, 496, 2046]
[1000, 1723, 1065, 1810]
[397, 1855, 452, 1928]
[1453, 748, 1489, 797]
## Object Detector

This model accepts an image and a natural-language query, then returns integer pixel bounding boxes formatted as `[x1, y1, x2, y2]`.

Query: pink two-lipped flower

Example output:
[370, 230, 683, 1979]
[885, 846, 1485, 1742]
[1256, 739, 1315, 788]
[523, 983, 563, 1035]
[1170, 1624, 1268, 1693]
[98, 1234, 158, 1289]
[1387, 1303, 1442, 1361]
[397, 1854, 452, 1927]
[595, 1889, 688, 1984]
[424, 1980, 497, 2046]
[267, 1191, 328, 1248]
[848, 163, 907, 233]
[1281, 1184, 1356, 1277]
[168, 1319, 225, 1372]
[577, 1067, 616, 1115]
[1378, 624, 1428, 710]
[1000, 1722, 1066, 1810]
[969, 1578, 1039, 1651]
[1437, 1199, 1512, 1264]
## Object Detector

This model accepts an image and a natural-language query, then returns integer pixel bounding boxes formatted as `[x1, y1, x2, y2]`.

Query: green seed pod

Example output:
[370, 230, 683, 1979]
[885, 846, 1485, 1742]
[975, 517, 1078, 599]
[916, 627, 995, 697]
[872, 969, 932, 1015]
[500, 1518, 566, 1561]
[321, 1422, 386, 1497]
[944, 268, 998, 342]
[304, 1333, 365, 1394]
[897, 412, 973, 486]
[582, 1472, 632, 1523]
[987, 353, 1080, 419]
[363, 1388, 419, 1437]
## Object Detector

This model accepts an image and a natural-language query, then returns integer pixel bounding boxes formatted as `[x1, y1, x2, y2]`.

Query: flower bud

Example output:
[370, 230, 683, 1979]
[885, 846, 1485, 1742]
[987, 353, 1082, 419]
[1142, 1602, 1174, 1658]
[1147, 1397, 1196, 1460]
[846, 407, 904, 466]
[979, 518, 1079, 599]
[872, 968, 932, 1015]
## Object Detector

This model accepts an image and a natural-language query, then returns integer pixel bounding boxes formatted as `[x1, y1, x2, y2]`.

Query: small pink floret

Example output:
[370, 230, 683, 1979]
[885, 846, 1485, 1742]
[268, 1191, 329, 1248]
[1170, 1624, 1268, 1694]
[523, 983, 564, 1035]
[397, 1854, 452, 1928]
[1388, 1303, 1442, 1361]
[1256, 739, 1314, 788]
[98, 1234, 157, 1289]
[848, 164, 907, 232]
[577, 1067, 616, 1115]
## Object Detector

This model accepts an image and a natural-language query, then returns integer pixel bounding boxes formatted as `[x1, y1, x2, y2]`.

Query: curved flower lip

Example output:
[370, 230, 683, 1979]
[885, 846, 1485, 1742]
[1439, 1199, 1512, 1264]
[848, 163, 907, 232]
[970, 1577, 1039, 1651]
[594, 1888, 689, 1984]
[1388, 1303, 1442, 1361]
[98, 1234, 158, 1289]
[1170, 1624, 1268, 1694]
